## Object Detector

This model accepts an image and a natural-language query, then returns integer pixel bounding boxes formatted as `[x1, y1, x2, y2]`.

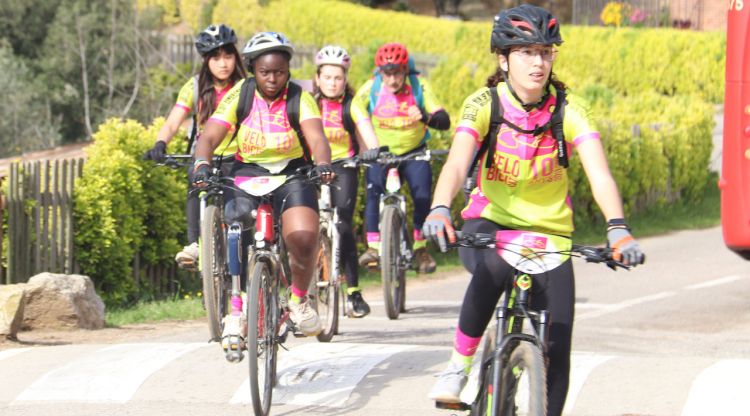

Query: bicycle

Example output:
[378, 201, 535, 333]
[361, 148, 447, 319]
[311, 178, 340, 342]
[435, 231, 630, 416]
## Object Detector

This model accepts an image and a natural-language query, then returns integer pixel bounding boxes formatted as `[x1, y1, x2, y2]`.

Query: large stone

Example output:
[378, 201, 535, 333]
[22, 273, 105, 330]
[0, 284, 26, 338]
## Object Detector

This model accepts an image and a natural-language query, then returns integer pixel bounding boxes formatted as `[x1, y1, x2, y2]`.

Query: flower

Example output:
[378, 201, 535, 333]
[601, 2, 636, 27]
[630, 8, 647, 26]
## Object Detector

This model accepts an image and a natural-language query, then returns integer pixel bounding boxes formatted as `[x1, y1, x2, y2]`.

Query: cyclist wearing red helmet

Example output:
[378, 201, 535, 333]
[424, 5, 644, 414]
[354, 42, 450, 274]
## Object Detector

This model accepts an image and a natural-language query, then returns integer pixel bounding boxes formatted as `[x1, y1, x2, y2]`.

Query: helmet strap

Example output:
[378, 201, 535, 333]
[501, 64, 552, 112]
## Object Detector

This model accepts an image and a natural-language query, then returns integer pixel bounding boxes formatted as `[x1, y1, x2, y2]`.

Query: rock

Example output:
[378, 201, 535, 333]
[0, 284, 26, 339]
[22, 273, 105, 330]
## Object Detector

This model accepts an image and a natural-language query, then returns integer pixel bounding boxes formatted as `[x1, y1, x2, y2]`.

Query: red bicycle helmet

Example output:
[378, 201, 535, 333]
[375, 43, 409, 68]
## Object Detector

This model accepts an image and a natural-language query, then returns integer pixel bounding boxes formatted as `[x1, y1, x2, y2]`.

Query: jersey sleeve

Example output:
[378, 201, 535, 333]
[418, 78, 443, 114]
[207, 79, 245, 130]
[299, 91, 322, 122]
[353, 79, 374, 116]
[174, 78, 195, 113]
[455, 87, 493, 147]
[562, 93, 600, 147]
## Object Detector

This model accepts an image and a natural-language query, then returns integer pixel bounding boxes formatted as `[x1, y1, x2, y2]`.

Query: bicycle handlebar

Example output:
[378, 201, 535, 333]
[336, 148, 449, 169]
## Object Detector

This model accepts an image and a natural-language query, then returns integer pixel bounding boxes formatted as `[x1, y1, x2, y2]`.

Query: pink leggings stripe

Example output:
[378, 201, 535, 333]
[454, 327, 482, 357]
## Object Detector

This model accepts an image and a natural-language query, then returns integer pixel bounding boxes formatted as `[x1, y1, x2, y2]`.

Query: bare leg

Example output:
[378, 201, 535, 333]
[281, 206, 320, 291]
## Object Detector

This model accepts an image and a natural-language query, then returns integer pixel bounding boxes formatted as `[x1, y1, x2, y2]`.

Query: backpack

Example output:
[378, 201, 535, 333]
[225, 77, 311, 162]
[464, 85, 568, 197]
[341, 91, 359, 154]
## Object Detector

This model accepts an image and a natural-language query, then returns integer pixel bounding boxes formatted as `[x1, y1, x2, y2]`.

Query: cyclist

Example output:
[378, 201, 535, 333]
[354, 42, 450, 274]
[313, 45, 381, 317]
[193, 31, 333, 337]
[144, 24, 246, 270]
[423, 5, 645, 415]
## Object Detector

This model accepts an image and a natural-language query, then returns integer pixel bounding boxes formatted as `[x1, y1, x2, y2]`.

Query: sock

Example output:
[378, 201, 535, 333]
[347, 286, 361, 295]
[451, 350, 473, 374]
[366, 232, 381, 251]
[290, 285, 307, 304]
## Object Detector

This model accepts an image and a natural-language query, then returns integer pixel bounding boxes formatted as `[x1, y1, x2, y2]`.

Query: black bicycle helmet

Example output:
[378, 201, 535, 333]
[195, 24, 238, 57]
[490, 4, 562, 54]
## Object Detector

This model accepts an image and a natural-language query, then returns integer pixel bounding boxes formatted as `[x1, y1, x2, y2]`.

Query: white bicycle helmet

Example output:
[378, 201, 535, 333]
[242, 31, 295, 62]
[315, 45, 351, 70]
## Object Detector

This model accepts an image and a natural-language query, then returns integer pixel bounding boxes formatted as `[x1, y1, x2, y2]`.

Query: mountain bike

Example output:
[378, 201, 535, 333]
[366, 148, 447, 319]
[435, 231, 630, 416]
[311, 179, 340, 342]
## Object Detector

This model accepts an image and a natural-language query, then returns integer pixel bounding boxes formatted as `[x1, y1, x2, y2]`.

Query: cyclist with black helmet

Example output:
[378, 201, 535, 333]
[193, 31, 333, 337]
[424, 5, 645, 414]
[313, 45, 381, 317]
[354, 42, 451, 274]
[144, 24, 246, 270]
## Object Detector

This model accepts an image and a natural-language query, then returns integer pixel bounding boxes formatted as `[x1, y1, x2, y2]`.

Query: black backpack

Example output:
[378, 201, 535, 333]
[464, 86, 568, 197]
[340, 91, 359, 154]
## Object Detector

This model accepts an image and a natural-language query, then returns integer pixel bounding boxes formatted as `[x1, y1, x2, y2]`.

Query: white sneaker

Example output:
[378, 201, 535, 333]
[221, 314, 245, 351]
[427, 361, 469, 403]
[175, 242, 199, 269]
[288, 298, 322, 336]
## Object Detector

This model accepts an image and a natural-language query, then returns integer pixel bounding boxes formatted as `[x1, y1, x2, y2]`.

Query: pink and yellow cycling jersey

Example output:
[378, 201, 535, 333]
[353, 77, 443, 156]
[318, 96, 370, 161]
[209, 79, 321, 173]
[458, 83, 600, 236]
[174, 77, 237, 156]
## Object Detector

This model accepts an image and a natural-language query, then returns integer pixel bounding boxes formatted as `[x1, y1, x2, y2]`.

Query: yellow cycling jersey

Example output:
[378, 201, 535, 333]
[458, 83, 600, 236]
[318, 96, 370, 161]
[175, 77, 237, 156]
[208, 79, 321, 173]
[353, 77, 443, 156]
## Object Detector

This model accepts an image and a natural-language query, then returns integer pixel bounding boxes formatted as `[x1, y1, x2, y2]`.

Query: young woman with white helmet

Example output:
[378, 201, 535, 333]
[313, 45, 380, 317]
[144, 24, 246, 270]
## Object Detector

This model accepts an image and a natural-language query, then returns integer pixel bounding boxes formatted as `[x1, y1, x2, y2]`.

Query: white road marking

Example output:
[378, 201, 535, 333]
[685, 275, 746, 291]
[680, 359, 750, 416]
[12, 343, 206, 404]
[563, 352, 614, 415]
[230, 342, 413, 407]
[576, 291, 676, 320]
[0, 348, 30, 362]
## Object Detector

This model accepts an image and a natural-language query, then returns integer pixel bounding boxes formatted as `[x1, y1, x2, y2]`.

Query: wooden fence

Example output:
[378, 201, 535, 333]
[572, 0, 673, 27]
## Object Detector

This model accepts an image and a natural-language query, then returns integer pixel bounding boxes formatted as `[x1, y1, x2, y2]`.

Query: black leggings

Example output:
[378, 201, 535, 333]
[331, 163, 360, 288]
[458, 219, 574, 416]
[186, 157, 235, 244]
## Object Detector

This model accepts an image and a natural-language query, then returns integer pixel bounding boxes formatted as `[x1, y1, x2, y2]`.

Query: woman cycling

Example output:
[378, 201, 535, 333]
[354, 42, 451, 274]
[313, 45, 381, 318]
[423, 5, 645, 415]
[144, 24, 246, 270]
[193, 31, 333, 337]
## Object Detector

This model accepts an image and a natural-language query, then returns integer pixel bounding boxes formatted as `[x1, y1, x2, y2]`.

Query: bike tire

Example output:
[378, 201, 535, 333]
[380, 205, 405, 319]
[472, 326, 497, 416]
[498, 342, 547, 416]
[311, 231, 338, 342]
[247, 260, 278, 416]
[200, 204, 228, 341]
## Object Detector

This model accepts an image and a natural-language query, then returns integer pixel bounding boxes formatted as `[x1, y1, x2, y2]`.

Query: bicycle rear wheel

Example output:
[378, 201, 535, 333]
[498, 342, 547, 416]
[311, 231, 338, 342]
[247, 260, 278, 416]
[380, 205, 406, 320]
[200, 204, 229, 341]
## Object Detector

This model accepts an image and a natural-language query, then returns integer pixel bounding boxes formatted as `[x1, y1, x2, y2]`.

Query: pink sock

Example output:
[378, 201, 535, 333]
[291, 285, 307, 300]
[454, 328, 482, 357]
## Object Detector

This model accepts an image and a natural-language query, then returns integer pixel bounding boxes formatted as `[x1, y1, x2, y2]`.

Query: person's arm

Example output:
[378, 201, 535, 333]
[576, 138, 625, 221]
[194, 122, 228, 163]
[156, 106, 189, 145]
[355, 118, 379, 150]
[430, 131, 476, 208]
[301, 118, 332, 165]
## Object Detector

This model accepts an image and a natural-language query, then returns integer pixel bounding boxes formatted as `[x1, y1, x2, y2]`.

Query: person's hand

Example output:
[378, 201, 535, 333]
[192, 161, 211, 187]
[422, 205, 456, 252]
[360, 147, 380, 163]
[406, 105, 423, 124]
[607, 227, 645, 266]
[143, 141, 167, 162]
[313, 163, 335, 184]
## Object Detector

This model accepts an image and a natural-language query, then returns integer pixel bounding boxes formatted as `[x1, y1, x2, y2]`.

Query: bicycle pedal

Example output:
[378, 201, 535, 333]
[224, 349, 244, 363]
[435, 401, 470, 411]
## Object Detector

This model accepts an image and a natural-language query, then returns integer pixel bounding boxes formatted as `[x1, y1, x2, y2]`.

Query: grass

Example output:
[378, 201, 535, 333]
[105, 181, 721, 325]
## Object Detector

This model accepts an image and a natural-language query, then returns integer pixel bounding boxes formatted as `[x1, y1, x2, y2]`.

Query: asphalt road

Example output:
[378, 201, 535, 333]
[1, 226, 749, 416]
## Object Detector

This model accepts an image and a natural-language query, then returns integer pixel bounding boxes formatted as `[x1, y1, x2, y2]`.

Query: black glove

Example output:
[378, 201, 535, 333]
[360, 147, 380, 163]
[312, 163, 334, 183]
[192, 162, 211, 187]
[422, 205, 455, 252]
[607, 227, 645, 266]
[144, 141, 167, 162]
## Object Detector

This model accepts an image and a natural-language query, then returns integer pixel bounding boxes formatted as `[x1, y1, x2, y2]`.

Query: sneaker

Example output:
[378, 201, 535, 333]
[175, 242, 199, 270]
[288, 298, 322, 336]
[358, 247, 379, 268]
[427, 361, 469, 403]
[347, 291, 371, 318]
[414, 247, 437, 274]
[221, 314, 245, 352]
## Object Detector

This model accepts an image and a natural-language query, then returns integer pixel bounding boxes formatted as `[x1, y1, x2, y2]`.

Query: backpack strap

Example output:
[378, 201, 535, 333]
[341, 92, 359, 154]
[551, 88, 568, 168]
[186, 75, 200, 154]
[470, 87, 503, 175]
[285, 81, 312, 162]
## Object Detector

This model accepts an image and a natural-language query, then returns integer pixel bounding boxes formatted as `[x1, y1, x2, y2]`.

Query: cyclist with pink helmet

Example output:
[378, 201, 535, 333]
[313, 45, 380, 317]
[354, 42, 451, 274]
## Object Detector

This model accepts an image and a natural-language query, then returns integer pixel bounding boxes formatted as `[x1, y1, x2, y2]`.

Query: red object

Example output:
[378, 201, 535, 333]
[721, 2, 750, 258]
[256, 203, 275, 243]
[375, 43, 409, 67]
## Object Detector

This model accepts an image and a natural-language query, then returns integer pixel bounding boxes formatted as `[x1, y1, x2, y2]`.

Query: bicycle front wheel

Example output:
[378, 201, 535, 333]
[247, 260, 278, 416]
[200, 204, 228, 341]
[311, 231, 338, 342]
[498, 342, 547, 416]
[380, 205, 406, 320]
